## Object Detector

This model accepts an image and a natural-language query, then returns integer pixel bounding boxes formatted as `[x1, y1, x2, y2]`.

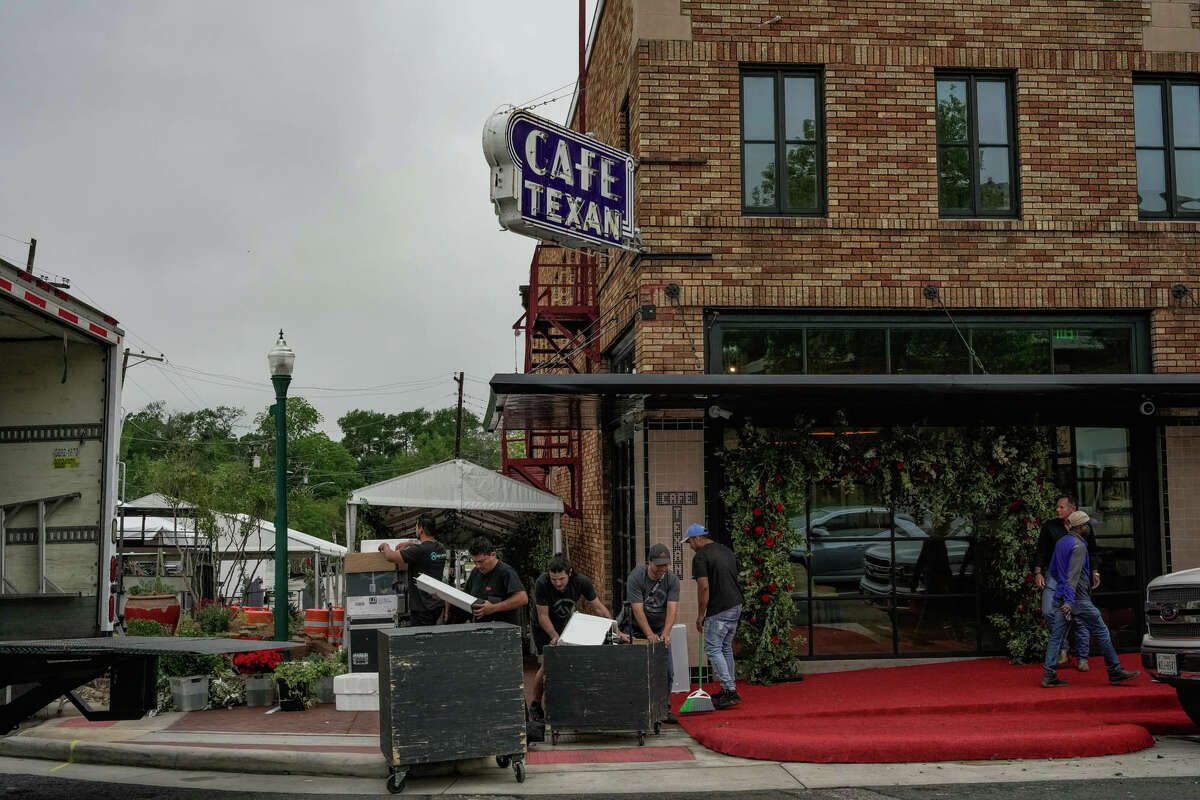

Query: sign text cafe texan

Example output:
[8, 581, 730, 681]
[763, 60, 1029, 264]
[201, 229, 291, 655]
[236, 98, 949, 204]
[483, 108, 637, 251]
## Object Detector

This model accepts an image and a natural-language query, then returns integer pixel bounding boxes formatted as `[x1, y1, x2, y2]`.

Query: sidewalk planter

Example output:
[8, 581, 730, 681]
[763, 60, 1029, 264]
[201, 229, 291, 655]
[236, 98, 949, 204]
[124, 593, 181, 634]
[316, 675, 336, 705]
[169, 675, 209, 712]
[245, 674, 276, 707]
[276, 678, 309, 712]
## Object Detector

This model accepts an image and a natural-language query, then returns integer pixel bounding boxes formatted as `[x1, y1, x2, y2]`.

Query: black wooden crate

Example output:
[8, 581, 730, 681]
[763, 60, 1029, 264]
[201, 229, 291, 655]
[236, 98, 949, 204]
[377, 623, 525, 768]
[543, 642, 669, 741]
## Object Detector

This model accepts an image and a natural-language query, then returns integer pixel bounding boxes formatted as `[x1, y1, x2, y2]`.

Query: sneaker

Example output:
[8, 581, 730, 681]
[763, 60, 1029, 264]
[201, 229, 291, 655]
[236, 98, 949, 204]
[1077, 661, 1089, 673]
[1057, 650, 1069, 666]
[1041, 675, 1069, 688]
[712, 692, 734, 710]
[726, 690, 742, 706]
[1109, 669, 1140, 685]
[529, 700, 545, 721]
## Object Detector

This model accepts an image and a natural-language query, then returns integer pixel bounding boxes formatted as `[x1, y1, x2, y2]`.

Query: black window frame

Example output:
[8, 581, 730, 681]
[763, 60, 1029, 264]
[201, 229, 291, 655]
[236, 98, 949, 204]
[740, 66, 826, 216]
[1134, 74, 1200, 220]
[935, 71, 1020, 218]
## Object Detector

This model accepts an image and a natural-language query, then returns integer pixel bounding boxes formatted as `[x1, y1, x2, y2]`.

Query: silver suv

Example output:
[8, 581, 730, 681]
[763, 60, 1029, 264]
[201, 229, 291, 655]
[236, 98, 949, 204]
[1141, 567, 1200, 726]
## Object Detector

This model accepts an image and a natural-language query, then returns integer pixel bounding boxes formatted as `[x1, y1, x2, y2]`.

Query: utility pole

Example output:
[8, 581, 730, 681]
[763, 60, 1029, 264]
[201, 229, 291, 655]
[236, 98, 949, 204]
[121, 348, 165, 386]
[26, 238, 36, 270]
[453, 372, 464, 458]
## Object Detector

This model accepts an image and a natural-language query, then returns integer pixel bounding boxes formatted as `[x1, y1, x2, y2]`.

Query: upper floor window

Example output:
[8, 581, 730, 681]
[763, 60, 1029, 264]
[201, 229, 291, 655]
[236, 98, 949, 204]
[936, 73, 1017, 217]
[741, 69, 824, 215]
[1134, 77, 1200, 218]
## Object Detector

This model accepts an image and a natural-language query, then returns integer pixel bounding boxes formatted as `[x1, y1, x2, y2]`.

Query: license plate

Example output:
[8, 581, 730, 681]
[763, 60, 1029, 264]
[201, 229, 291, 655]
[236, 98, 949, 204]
[1156, 653, 1178, 676]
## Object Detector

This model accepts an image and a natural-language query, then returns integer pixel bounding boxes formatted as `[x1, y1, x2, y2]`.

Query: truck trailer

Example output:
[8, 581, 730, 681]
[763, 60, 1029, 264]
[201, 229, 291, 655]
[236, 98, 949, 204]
[0, 257, 123, 640]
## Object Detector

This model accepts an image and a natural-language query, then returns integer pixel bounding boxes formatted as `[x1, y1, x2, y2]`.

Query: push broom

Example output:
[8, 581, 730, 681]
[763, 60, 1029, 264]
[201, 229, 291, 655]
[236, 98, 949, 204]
[678, 626, 715, 714]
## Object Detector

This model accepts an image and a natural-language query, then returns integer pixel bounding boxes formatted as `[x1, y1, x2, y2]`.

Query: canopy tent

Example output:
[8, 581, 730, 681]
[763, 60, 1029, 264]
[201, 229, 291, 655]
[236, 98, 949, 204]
[345, 458, 565, 552]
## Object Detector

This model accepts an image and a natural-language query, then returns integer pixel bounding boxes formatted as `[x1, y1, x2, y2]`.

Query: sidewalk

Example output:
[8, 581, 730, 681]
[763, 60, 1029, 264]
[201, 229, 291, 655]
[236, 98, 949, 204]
[3, 701, 1200, 796]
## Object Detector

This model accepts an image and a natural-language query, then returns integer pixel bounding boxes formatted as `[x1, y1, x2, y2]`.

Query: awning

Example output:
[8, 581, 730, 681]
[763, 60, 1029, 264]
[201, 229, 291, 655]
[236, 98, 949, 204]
[490, 373, 1200, 430]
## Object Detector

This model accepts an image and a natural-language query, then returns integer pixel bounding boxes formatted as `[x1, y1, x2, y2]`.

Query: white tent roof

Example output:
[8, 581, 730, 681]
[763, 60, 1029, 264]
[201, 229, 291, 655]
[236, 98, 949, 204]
[348, 459, 564, 514]
[210, 513, 346, 558]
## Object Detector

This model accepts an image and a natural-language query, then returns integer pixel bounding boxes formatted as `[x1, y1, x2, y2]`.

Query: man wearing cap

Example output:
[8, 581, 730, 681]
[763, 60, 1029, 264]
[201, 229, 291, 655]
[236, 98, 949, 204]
[1034, 495, 1101, 670]
[626, 543, 682, 713]
[1041, 510, 1139, 688]
[686, 523, 742, 710]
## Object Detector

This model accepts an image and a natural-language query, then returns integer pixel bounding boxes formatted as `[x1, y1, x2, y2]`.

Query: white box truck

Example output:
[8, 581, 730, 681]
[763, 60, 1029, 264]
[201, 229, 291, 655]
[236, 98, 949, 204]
[0, 257, 122, 640]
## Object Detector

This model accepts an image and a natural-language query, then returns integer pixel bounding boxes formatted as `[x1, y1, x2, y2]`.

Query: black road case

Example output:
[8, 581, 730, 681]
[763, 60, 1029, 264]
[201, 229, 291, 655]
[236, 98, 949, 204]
[543, 641, 669, 745]
[377, 622, 526, 793]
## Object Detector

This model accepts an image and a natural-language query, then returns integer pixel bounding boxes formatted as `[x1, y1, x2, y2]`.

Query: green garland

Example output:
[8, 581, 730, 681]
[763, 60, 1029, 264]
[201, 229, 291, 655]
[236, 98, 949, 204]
[721, 419, 1059, 684]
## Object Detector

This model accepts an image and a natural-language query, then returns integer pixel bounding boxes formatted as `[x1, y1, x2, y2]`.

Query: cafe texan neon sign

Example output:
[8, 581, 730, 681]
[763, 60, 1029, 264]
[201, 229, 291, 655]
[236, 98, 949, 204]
[483, 108, 638, 251]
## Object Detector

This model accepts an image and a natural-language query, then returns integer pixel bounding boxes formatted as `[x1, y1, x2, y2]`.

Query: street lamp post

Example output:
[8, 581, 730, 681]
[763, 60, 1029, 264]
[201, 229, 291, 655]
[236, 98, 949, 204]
[268, 331, 295, 644]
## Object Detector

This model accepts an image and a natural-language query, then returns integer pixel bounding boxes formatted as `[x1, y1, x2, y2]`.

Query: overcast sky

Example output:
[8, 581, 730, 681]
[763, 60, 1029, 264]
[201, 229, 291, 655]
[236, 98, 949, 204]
[0, 1, 598, 438]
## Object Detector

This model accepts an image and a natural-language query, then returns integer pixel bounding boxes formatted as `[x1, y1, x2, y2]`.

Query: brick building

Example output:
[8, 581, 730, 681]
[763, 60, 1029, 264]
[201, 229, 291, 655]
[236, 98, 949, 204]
[491, 1, 1200, 662]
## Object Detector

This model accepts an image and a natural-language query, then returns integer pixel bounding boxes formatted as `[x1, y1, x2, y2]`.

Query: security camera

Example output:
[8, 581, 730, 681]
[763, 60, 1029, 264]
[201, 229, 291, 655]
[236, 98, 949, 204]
[1139, 398, 1156, 417]
[708, 405, 733, 420]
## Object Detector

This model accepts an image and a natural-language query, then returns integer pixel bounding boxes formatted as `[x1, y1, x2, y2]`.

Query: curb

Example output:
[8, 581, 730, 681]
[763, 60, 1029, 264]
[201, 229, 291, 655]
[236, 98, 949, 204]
[0, 736, 389, 778]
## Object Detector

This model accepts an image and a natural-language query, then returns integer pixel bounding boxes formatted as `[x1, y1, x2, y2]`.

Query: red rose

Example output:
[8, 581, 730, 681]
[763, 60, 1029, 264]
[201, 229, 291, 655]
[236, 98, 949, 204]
[1009, 501, 1021, 510]
[761, 594, 771, 604]
[768, 523, 775, 530]
[786, 583, 794, 591]
[1018, 606, 1025, 612]
[896, 462, 904, 470]
[743, 525, 751, 533]
[1023, 517, 1031, 524]
[1036, 608, 1043, 615]
[750, 617, 758, 624]
[871, 459, 879, 466]
[753, 570, 762, 578]
[1024, 533, 1032, 541]
[771, 635, 780, 644]
[769, 582, 778, 592]
[1025, 574, 1034, 583]
[988, 466, 996, 474]
[775, 503, 784, 512]
[774, 473, 783, 482]
[755, 556, 764, 564]
[754, 525, 764, 535]
[765, 537, 775, 548]
[1033, 518, 1041, 525]
[753, 507, 763, 517]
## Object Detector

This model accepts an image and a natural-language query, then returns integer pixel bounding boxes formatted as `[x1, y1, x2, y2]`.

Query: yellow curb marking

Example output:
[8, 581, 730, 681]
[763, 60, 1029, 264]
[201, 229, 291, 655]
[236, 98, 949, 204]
[49, 739, 80, 772]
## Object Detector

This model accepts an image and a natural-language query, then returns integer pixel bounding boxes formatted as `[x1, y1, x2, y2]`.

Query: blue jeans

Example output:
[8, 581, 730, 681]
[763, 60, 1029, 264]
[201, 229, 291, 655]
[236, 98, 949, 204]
[703, 605, 741, 692]
[1043, 594, 1121, 678]
[1041, 576, 1090, 660]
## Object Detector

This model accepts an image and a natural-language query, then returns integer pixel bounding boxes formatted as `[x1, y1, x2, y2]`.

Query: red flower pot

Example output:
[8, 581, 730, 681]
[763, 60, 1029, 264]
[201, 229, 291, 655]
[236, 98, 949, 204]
[124, 593, 181, 633]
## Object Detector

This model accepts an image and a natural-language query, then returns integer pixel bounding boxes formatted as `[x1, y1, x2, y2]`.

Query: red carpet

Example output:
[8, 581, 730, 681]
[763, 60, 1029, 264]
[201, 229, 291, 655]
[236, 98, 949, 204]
[674, 654, 1197, 763]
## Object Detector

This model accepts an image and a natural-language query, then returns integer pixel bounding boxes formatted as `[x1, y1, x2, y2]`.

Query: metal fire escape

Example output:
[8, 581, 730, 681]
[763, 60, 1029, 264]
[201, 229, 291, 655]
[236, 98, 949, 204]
[503, 244, 599, 518]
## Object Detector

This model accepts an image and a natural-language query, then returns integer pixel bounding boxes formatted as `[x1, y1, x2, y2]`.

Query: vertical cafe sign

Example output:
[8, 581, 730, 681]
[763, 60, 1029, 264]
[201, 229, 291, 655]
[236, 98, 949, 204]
[483, 108, 637, 251]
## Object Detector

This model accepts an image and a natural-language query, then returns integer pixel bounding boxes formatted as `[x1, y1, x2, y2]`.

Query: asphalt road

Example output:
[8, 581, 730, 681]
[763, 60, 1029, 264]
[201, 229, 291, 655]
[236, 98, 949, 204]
[3, 776, 1200, 800]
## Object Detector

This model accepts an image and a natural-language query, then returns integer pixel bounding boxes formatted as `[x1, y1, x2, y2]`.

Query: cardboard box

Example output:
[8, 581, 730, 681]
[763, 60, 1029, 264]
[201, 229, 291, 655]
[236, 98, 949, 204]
[345, 551, 399, 573]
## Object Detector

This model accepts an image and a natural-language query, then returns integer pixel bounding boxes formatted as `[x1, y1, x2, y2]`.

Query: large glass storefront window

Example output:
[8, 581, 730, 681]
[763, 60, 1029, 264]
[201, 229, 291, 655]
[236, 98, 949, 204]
[773, 424, 1144, 658]
[710, 315, 1147, 375]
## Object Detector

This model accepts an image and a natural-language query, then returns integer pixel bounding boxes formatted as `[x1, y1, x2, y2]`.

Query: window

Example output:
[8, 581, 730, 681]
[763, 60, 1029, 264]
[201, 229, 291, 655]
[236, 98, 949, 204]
[936, 73, 1017, 216]
[1134, 77, 1200, 218]
[708, 314, 1148, 375]
[741, 69, 824, 214]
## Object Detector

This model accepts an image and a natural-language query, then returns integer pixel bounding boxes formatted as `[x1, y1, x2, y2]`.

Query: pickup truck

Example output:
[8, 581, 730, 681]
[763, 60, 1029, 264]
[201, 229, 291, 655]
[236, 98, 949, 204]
[1141, 566, 1200, 725]
[0, 257, 122, 640]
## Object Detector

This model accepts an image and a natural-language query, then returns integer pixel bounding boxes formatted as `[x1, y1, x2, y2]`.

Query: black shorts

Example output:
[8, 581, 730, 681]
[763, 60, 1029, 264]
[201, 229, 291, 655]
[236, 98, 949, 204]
[408, 605, 441, 627]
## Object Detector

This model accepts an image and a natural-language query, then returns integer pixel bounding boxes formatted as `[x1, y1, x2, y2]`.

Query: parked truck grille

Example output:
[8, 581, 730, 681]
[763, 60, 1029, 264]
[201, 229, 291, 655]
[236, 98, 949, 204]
[1147, 622, 1200, 638]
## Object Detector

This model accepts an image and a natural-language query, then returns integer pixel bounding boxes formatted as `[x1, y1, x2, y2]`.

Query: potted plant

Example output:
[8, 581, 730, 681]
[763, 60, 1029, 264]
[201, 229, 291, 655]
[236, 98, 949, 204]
[124, 577, 181, 633]
[273, 660, 315, 712]
[233, 643, 284, 707]
[306, 654, 347, 704]
[160, 618, 221, 712]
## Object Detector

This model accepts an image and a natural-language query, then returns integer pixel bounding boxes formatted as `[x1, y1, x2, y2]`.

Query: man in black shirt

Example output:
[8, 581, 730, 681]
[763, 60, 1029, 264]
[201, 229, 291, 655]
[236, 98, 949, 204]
[529, 553, 611, 719]
[1034, 495, 1100, 669]
[687, 523, 742, 710]
[378, 512, 447, 627]
[463, 537, 528, 627]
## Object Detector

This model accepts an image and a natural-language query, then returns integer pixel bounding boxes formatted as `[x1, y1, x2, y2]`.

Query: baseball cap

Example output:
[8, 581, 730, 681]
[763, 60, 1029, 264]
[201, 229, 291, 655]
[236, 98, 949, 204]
[1067, 510, 1089, 528]
[684, 523, 708, 540]
[648, 543, 670, 564]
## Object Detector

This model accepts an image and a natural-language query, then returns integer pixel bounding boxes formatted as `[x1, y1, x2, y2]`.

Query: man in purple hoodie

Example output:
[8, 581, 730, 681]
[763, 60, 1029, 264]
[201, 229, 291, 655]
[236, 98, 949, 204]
[1041, 510, 1140, 688]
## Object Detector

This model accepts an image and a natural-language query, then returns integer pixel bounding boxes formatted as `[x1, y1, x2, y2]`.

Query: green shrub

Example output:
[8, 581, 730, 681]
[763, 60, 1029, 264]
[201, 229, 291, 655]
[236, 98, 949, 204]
[128, 577, 172, 597]
[193, 601, 233, 636]
[126, 618, 169, 637]
[305, 654, 347, 679]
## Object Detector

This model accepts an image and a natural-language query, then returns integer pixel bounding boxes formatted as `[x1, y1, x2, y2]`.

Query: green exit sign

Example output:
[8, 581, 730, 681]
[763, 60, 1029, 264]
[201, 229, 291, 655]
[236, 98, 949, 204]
[1054, 329, 1076, 340]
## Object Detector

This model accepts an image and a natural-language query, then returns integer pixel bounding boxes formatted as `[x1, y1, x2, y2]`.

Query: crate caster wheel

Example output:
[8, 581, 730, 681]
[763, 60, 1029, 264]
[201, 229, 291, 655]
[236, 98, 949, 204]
[654, 722, 662, 735]
[495, 755, 511, 768]
[638, 731, 646, 746]
[513, 760, 525, 783]
[551, 730, 560, 746]
[386, 768, 407, 794]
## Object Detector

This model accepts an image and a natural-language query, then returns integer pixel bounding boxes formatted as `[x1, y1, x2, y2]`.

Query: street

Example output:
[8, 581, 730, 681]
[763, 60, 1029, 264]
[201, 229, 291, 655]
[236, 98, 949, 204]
[3, 773, 1200, 800]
